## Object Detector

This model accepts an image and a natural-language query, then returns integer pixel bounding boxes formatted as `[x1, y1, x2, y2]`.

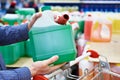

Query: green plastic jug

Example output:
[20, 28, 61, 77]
[0, 43, 21, 64]
[2, 14, 19, 25]
[25, 39, 34, 57]
[16, 8, 35, 22]
[29, 25, 77, 65]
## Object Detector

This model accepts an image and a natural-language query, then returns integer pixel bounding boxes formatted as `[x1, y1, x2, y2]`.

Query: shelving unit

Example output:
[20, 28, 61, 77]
[43, 0, 80, 3]
[42, 0, 120, 12]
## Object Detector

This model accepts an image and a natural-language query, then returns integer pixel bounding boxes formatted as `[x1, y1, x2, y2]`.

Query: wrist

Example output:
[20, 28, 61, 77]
[28, 66, 37, 77]
[27, 21, 31, 30]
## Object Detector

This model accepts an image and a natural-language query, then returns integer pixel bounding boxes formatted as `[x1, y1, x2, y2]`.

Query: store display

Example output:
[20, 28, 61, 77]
[1, 1, 120, 80]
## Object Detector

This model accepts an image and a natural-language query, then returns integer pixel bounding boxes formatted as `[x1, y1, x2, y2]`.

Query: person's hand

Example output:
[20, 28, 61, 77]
[27, 12, 42, 30]
[28, 55, 65, 77]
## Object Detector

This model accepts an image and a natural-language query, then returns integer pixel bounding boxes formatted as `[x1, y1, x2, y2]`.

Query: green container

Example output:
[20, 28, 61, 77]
[29, 25, 77, 65]
[16, 8, 35, 15]
[0, 43, 21, 64]
[75, 20, 85, 39]
[41, 6, 51, 11]
[16, 8, 35, 22]
[25, 39, 34, 57]
[2, 14, 20, 25]
[18, 41, 25, 57]
[78, 20, 84, 33]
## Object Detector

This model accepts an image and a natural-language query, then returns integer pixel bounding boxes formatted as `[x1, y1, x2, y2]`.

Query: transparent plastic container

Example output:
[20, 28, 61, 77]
[32, 6, 59, 28]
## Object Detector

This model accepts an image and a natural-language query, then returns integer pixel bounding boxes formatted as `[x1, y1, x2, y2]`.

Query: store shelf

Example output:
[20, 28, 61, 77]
[43, 0, 120, 12]
[89, 34, 120, 63]
[80, 1, 120, 4]
[43, 0, 120, 4]
[43, 0, 80, 3]
[6, 57, 33, 68]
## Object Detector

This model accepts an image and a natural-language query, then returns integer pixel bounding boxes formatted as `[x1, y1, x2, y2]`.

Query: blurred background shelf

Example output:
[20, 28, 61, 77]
[43, 0, 120, 12]
[43, 0, 120, 4]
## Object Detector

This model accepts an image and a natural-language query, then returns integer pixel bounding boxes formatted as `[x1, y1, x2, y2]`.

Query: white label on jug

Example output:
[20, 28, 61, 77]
[79, 59, 94, 74]
[100, 24, 110, 39]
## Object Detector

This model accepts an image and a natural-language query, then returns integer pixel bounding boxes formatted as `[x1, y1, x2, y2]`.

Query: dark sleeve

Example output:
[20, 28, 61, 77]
[0, 67, 31, 80]
[0, 23, 29, 46]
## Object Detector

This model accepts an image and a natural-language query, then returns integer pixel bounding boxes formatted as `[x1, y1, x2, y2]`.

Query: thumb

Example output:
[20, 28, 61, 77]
[44, 55, 59, 65]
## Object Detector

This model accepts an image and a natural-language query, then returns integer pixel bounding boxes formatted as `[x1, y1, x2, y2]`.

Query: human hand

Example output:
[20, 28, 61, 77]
[27, 12, 42, 30]
[28, 55, 65, 77]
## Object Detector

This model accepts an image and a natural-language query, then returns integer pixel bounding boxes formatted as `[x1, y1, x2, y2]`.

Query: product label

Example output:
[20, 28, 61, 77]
[100, 24, 110, 39]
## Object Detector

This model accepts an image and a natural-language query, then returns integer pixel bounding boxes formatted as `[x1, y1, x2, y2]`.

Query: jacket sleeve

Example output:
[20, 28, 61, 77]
[0, 23, 29, 46]
[0, 67, 31, 80]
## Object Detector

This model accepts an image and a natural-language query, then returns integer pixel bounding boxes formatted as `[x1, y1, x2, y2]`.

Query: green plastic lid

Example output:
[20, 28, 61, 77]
[41, 6, 51, 12]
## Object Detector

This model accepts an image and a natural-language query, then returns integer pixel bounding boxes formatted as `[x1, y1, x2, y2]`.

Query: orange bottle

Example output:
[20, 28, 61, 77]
[90, 19, 112, 42]
[84, 14, 93, 41]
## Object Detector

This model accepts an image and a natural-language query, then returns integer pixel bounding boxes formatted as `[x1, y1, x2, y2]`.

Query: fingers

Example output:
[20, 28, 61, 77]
[32, 12, 42, 21]
[28, 12, 42, 30]
[44, 55, 59, 65]
[31, 12, 42, 23]
[35, 12, 42, 18]
[48, 63, 66, 73]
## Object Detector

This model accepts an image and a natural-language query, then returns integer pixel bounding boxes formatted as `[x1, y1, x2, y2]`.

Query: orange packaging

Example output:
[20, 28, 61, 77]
[84, 14, 93, 41]
[90, 20, 112, 42]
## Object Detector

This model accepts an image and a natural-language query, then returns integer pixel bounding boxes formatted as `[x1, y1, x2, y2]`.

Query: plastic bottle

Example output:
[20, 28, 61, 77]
[69, 11, 85, 39]
[16, 8, 35, 23]
[78, 43, 94, 80]
[32, 6, 59, 27]
[79, 59, 94, 80]
[84, 13, 93, 41]
[33, 6, 69, 27]
[90, 16, 112, 42]
[29, 6, 76, 65]
[76, 38, 86, 57]
[2, 14, 19, 25]
[114, 14, 120, 33]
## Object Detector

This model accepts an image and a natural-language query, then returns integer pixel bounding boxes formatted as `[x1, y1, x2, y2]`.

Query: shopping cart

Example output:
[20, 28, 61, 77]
[33, 49, 120, 80]
[33, 49, 99, 80]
